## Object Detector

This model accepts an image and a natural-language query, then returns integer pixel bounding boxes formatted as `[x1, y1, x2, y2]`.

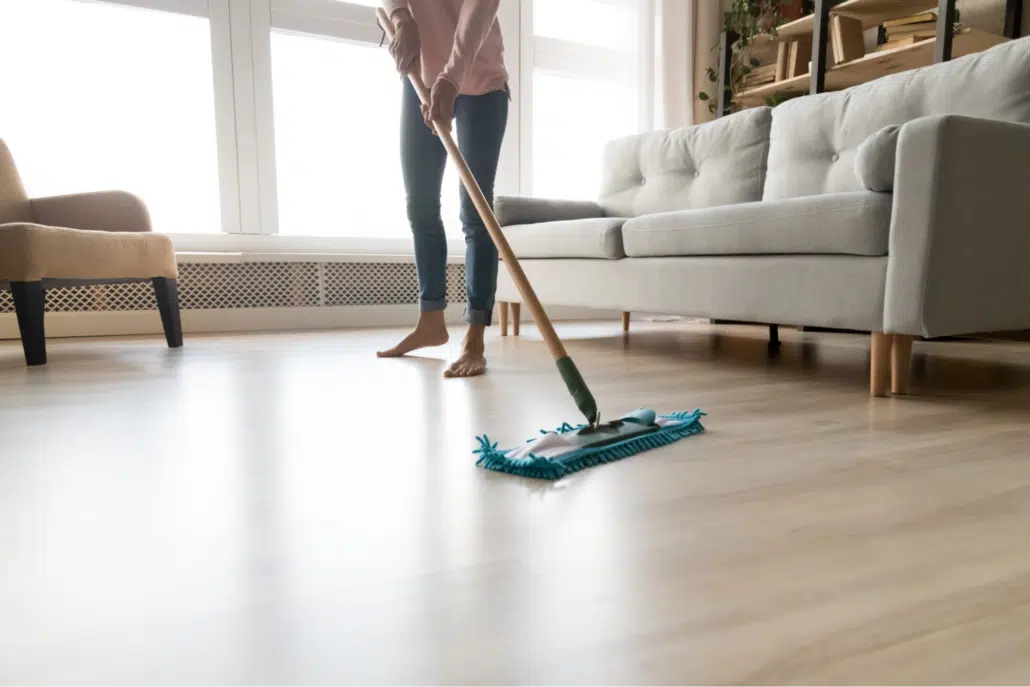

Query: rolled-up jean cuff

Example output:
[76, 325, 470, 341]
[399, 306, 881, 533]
[465, 308, 492, 326]
[420, 298, 448, 313]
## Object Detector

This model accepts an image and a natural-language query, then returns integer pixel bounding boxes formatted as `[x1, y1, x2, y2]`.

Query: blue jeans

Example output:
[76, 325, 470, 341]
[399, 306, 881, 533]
[401, 79, 509, 326]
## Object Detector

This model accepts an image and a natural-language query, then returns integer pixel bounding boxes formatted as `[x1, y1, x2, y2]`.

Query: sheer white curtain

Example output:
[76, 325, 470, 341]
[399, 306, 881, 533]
[651, 0, 721, 129]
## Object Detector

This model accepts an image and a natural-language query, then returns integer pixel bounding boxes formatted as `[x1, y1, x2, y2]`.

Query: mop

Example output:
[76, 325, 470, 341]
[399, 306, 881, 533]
[378, 9, 705, 480]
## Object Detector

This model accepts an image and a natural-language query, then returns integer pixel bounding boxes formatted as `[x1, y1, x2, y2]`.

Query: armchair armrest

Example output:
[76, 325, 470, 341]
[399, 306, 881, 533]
[31, 190, 152, 233]
[886, 114, 1030, 337]
[494, 195, 604, 227]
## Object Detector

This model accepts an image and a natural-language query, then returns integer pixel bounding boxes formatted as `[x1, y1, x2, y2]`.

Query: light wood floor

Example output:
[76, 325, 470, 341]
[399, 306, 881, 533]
[2, 322, 1030, 684]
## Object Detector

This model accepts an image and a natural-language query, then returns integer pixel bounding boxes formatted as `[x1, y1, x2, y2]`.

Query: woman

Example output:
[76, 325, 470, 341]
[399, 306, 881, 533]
[376, 0, 508, 378]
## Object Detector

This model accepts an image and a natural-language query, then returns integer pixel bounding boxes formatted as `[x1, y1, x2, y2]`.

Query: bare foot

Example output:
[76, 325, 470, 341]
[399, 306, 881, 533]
[445, 325, 487, 378]
[377, 312, 449, 358]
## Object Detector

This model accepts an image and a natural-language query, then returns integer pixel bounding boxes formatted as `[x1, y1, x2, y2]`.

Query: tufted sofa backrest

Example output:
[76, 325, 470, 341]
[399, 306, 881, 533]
[598, 107, 772, 217]
[764, 36, 1030, 201]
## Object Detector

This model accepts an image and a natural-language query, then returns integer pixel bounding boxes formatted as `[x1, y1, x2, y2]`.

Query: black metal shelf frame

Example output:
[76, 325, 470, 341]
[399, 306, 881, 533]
[717, 0, 1023, 116]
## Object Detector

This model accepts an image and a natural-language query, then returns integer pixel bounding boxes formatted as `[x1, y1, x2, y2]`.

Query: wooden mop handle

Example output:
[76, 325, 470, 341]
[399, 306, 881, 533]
[377, 7, 568, 363]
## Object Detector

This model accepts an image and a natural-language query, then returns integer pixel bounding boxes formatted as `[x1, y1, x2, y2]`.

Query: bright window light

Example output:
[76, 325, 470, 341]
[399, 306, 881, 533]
[531, 70, 637, 201]
[534, 0, 635, 50]
[0, 0, 222, 234]
[271, 31, 463, 239]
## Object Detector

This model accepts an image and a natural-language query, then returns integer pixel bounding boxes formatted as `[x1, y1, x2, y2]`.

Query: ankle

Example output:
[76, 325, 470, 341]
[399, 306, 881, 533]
[417, 311, 447, 330]
[463, 325, 486, 351]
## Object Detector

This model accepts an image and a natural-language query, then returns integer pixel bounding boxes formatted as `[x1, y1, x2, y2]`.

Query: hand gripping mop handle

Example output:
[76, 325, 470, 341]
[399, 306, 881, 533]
[378, 8, 598, 426]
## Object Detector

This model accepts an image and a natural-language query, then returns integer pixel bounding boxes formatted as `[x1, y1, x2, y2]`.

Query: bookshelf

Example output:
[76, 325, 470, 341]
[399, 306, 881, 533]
[735, 27, 1008, 108]
[720, 0, 1022, 116]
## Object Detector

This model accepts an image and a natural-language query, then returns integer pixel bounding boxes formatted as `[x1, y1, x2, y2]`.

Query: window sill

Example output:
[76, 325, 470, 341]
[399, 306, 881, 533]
[170, 233, 465, 263]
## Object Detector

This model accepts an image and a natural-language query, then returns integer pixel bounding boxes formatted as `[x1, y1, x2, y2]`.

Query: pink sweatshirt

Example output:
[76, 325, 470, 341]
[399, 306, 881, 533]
[382, 0, 508, 96]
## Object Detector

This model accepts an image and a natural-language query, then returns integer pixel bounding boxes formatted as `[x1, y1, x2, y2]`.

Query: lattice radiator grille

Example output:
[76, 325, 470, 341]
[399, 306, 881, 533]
[0, 261, 465, 313]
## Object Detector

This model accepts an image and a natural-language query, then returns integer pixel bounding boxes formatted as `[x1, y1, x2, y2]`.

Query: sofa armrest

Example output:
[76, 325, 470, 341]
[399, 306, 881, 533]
[494, 195, 604, 227]
[31, 191, 152, 233]
[886, 114, 1030, 337]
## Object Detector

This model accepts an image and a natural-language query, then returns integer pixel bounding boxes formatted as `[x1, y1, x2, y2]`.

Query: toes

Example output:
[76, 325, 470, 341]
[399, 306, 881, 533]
[452, 362, 485, 377]
[444, 357, 486, 377]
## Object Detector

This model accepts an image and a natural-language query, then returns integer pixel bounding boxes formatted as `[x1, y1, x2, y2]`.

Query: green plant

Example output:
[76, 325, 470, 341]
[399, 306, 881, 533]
[699, 0, 798, 115]
[764, 91, 803, 107]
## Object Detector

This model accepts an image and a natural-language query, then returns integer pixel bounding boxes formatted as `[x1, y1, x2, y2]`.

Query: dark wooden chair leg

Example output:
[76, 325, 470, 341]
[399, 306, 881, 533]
[153, 277, 183, 348]
[10, 281, 47, 366]
[768, 324, 782, 354]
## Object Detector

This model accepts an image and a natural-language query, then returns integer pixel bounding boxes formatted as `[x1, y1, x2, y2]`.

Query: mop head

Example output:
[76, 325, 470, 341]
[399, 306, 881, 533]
[474, 408, 705, 480]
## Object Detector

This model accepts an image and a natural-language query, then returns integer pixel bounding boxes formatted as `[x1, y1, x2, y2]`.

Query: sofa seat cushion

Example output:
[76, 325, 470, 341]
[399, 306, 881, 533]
[622, 191, 892, 258]
[0, 223, 177, 282]
[503, 217, 628, 260]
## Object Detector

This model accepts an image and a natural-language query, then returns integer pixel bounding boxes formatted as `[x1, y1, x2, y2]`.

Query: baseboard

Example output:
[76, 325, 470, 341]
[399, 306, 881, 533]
[0, 304, 619, 340]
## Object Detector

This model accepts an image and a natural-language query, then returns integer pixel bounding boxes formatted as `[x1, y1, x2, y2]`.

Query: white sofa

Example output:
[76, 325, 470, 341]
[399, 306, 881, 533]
[494, 36, 1030, 397]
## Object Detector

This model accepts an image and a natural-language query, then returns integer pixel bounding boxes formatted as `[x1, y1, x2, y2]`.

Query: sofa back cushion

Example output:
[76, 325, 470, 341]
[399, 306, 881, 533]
[764, 35, 1030, 201]
[0, 140, 34, 225]
[599, 107, 772, 217]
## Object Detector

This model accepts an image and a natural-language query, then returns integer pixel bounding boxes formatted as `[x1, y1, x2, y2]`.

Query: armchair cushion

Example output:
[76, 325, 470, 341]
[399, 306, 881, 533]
[31, 191, 152, 233]
[0, 222, 176, 282]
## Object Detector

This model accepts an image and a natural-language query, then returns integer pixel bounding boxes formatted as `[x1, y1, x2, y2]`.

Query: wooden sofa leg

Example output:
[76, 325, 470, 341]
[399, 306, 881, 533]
[870, 331, 892, 397]
[512, 303, 521, 336]
[499, 301, 509, 336]
[622, 312, 630, 333]
[10, 281, 47, 366]
[892, 335, 915, 396]
[153, 277, 183, 348]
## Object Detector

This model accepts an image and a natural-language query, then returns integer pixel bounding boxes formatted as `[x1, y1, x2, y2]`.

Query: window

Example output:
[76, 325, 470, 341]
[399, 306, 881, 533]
[525, 0, 648, 200]
[533, 0, 636, 50]
[531, 71, 637, 201]
[0, 0, 527, 249]
[270, 30, 461, 239]
[0, 0, 224, 234]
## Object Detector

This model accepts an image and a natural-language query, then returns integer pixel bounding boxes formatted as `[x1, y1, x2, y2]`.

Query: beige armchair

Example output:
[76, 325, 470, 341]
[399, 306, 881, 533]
[0, 139, 181, 365]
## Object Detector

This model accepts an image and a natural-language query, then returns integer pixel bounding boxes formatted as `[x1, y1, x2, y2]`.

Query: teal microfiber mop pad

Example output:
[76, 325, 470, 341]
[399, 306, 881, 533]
[474, 408, 706, 481]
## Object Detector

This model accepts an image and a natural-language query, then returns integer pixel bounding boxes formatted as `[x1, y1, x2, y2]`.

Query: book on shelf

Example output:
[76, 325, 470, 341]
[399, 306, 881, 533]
[743, 63, 778, 86]
[831, 14, 866, 64]
[874, 33, 935, 51]
[888, 21, 937, 37]
[787, 39, 811, 78]
[882, 11, 937, 28]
